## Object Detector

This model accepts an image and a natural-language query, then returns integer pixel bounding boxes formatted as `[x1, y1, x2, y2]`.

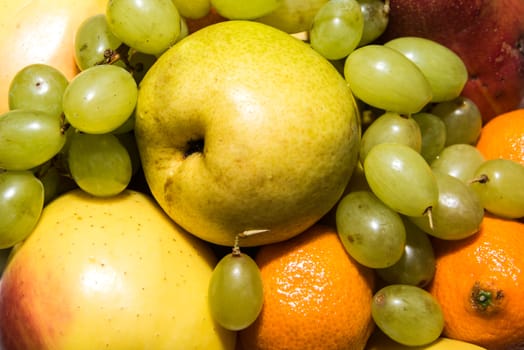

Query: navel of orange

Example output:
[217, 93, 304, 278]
[428, 214, 524, 350]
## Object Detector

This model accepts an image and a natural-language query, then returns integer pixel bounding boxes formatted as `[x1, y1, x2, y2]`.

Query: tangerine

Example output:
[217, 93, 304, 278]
[475, 109, 524, 166]
[427, 214, 524, 349]
[238, 224, 375, 350]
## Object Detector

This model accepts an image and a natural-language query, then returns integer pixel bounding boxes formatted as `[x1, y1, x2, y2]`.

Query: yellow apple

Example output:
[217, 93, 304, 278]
[0, 189, 235, 349]
[0, 0, 106, 114]
[135, 21, 361, 247]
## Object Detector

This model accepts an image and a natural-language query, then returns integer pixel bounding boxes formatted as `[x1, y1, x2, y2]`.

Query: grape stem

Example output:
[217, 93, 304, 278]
[232, 229, 270, 256]
[423, 206, 435, 232]
[468, 174, 489, 184]
[96, 43, 144, 77]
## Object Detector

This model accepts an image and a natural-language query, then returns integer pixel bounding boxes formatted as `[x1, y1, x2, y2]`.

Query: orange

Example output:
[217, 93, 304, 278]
[238, 224, 375, 350]
[475, 109, 524, 165]
[427, 214, 524, 350]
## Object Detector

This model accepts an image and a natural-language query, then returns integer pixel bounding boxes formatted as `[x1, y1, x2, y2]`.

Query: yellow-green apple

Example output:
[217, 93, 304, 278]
[0, 0, 106, 114]
[135, 20, 360, 247]
[380, 0, 524, 123]
[0, 189, 235, 350]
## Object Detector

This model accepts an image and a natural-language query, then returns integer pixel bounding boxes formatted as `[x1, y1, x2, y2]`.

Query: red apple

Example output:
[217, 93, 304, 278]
[380, 0, 524, 123]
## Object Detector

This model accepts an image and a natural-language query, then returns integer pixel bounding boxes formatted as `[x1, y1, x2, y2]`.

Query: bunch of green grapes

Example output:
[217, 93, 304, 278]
[332, 20, 524, 345]
[0, 0, 188, 248]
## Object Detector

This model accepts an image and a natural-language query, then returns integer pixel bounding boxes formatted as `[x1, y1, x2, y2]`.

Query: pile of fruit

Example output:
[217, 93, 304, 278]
[0, 0, 523, 349]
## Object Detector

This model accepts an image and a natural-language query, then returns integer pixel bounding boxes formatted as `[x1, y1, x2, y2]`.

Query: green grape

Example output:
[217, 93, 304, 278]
[412, 112, 447, 163]
[62, 64, 137, 134]
[0, 247, 11, 277]
[115, 131, 141, 176]
[430, 144, 485, 183]
[0, 109, 66, 171]
[372, 284, 444, 346]
[255, 0, 329, 34]
[106, 0, 181, 56]
[67, 132, 132, 197]
[177, 17, 189, 43]
[0, 170, 44, 249]
[364, 143, 439, 217]
[128, 52, 157, 85]
[111, 112, 136, 134]
[33, 161, 60, 204]
[430, 96, 482, 146]
[357, 0, 389, 46]
[211, 0, 281, 19]
[309, 0, 364, 60]
[376, 217, 435, 287]
[172, 0, 211, 19]
[409, 171, 484, 239]
[384, 37, 468, 102]
[470, 159, 524, 219]
[208, 250, 264, 331]
[74, 14, 123, 70]
[8, 63, 68, 118]
[359, 111, 421, 162]
[336, 190, 406, 268]
[344, 45, 432, 114]
[345, 160, 371, 192]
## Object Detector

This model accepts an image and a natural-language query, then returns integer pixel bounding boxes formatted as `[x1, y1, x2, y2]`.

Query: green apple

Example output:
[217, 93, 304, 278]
[135, 20, 360, 246]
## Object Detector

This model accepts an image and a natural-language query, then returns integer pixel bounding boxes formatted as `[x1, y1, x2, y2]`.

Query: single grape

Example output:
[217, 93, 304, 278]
[376, 217, 435, 287]
[359, 111, 421, 162]
[208, 250, 264, 331]
[430, 144, 485, 183]
[409, 171, 484, 240]
[8, 64, 69, 118]
[172, 0, 211, 19]
[469, 159, 524, 219]
[62, 64, 138, 134]
[336, 191, 406, 268]
[412, 112, 447, 163]
[430, 96, 482, 146]
[106, 0, 181, 56]
[67, 132, 132, 197]
[309, 0, 364, 60]
[363, 143, 439, 217]
[372, 284, 444, 346]
[33, 161, 60, 204]
[74, 14, 123, 70]
[357, 0, 389, 46]
[384, 37, 468, 102]
[344, 45, 432, 114]
[345, 160, 371, 192]
[0, 170, 44, 249]
[254, 0, 329, 34]
[177, 17, 189, 43]
[111, 112, 136, 134]
[0, 248, 11, 277]
[127, 52, 158, 85]
[211, 0, 280, 19]
[0, 109, 66, 171]
[115, 131, 141, 176]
